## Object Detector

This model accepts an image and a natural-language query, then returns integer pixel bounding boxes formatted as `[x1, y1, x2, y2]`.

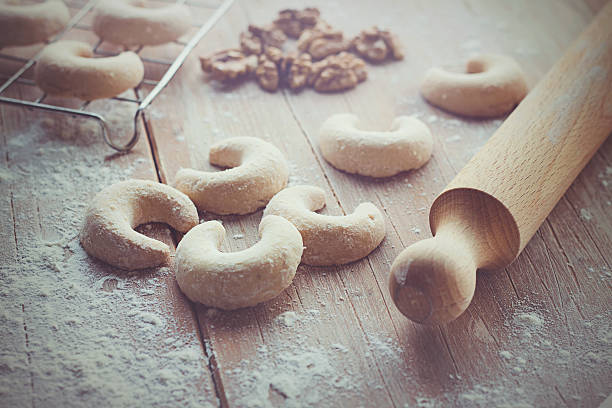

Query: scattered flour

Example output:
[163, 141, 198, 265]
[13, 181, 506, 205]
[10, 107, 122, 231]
[598, 167, 611, 188]
[275, 311, 299, 327]
[330, 343, 348, 353]
[287, 162, 320, 186]
[579, 208, 593, 221]
[228, 342, 359, 408]
[0, 118, 214, 407]
[445, 134, 462, 143]
[426, 115, 438, 123]
[1, 95, 609, 408]
[428, 303, 612, 407]
[224, 316, 408, 408]
[410, 397, 436, 408]
[364, 333, 404, 362]
[514, 312, 544, 328]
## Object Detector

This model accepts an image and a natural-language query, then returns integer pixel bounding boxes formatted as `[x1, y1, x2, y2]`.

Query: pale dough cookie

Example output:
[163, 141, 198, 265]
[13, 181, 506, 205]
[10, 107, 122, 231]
[80, 179, 199, 270]
[263, 185, 386, 266]
[174, 137, 289, 215]
[319, 113, 433, 177]
[175, 215, 303, 310]
[421, 54, 528, 118]
[0, 0, 70, 48]
[93, 0, 191, 47]
[35, 40, 144, 100]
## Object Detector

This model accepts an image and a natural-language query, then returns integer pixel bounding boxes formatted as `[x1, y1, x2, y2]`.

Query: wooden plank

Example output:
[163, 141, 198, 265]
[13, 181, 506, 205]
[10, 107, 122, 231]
[0, 86, 34, 408]
[144, 0, 609, 405]
[264, 0, 541, 404]
[143, 3, 453, 406]
[328, 1, 610, 405]
[0, 32, 218, 406]
[1, 0, 610, 406]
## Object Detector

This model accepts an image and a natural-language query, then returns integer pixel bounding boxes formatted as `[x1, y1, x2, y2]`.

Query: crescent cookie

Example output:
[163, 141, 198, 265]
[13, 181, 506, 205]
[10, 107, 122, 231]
[35, 41, 144, 100]
[174, 137, 289, 215]
[264, 185, 386, 266]
[175, 215, 303, 310]
[319, 113, 433, 177]
[0, 0, 70, 48]
[80, 179, 199, 270]
[93, 0, 191, 47]
[420, 54, 528, 118]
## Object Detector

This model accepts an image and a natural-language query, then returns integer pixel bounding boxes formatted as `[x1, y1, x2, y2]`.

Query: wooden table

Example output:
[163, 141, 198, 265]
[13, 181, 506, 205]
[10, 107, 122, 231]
[1, 0, 610, 407]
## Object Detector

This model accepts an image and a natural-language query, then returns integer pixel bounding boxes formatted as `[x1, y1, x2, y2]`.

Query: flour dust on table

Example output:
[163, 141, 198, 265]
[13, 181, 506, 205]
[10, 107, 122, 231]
[0, 118, 214, 407]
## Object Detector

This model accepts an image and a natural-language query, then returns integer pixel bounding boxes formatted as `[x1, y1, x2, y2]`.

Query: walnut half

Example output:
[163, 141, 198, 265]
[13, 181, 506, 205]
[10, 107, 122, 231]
[281, 52, 312, 91]
[200, 49, 258, 82]
[308, 52, 367, 93]
[351, 27, 404, 63]
[255, 53, 280, 92]
[240, 24, 287, 55]
[273, 7, 320, 39]
[297, 22, 350, 61]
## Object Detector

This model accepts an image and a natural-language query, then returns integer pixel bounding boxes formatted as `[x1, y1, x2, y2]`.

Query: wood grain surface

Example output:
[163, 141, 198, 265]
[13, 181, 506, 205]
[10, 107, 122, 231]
[0, 0, 610, 407]
[390, 1, 612, 325]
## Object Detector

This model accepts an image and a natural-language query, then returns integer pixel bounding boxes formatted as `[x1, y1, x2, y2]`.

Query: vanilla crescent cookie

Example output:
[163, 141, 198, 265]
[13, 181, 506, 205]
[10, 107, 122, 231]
[0, 0, 70, 48]
[93, 0, 191, 47]
[174, 137, 289, 215]
[80, 179, 199, 270]
[420, 54, 528, 118]
[263, 185, 386, 266]
[319, 113, 433, 177]
[175, 215, 303, 310]
[35, 41, 144, 100]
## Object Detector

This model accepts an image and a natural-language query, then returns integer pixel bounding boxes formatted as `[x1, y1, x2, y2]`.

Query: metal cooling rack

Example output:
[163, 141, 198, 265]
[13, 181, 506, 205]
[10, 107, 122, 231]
[0, 0, 234, 152]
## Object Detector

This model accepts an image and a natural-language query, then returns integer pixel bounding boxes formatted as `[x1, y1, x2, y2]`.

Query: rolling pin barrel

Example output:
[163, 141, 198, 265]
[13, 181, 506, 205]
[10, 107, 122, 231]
[390, 2, 612, 324]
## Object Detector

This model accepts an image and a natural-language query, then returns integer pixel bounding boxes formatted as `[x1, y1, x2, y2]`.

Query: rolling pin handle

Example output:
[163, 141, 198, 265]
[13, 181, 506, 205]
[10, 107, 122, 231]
[389, 228, 478, 324]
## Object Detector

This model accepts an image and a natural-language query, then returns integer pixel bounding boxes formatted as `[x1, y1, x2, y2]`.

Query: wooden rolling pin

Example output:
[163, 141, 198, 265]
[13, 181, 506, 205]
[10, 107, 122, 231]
[389, 2, 612, 325]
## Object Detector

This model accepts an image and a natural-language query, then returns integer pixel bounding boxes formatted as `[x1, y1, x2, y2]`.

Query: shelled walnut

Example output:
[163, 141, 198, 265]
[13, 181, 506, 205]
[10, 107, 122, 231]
[351, 26, 404, 62]
[239, 32, 262, 55]
[297, 22, 350, 60]
[200, 49, 258, 81]
[200, 7, 402, 94]
[281, 52, 312, 90]
[264, 46, 283, 65]
[273, 8, 320, 38]
[255, 54, 280, 92]
[240, 24, 287, 55]
[296, 21, 335, 50]
[308, 52, 367, 92]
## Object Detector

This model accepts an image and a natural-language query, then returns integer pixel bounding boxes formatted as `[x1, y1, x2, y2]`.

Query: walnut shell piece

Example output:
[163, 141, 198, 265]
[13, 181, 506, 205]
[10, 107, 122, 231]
[200, 49, 258, 82]
[352, 26, 404, 63]
[308, 52, 367, 93]
[273, 7, 320, 38]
